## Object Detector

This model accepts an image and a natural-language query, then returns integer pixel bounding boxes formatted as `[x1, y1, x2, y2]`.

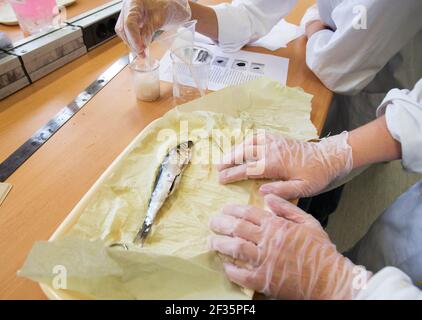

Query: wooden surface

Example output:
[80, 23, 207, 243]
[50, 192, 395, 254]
[0, 0, 331, 299]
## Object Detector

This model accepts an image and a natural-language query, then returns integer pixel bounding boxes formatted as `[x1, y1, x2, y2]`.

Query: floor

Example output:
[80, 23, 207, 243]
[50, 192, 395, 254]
[326, 160, 422, 253]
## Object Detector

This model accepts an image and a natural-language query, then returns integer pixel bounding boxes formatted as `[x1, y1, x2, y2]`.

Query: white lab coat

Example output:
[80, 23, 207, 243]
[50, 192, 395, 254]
[212, 1, 422, 299]
[213, 0, 422, 131]
[355, 267, 422, 300]
[212, 0, 297, 52]
[377, 79, 422, 174]
[352, 79, 422, 300]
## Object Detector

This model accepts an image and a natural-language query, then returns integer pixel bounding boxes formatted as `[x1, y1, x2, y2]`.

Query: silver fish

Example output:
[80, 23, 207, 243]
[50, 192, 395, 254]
[134, 141, 194, 245]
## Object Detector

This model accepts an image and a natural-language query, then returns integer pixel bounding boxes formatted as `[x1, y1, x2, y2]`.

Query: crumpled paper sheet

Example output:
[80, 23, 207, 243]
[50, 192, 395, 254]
[0, 182, 12, 207]
[19, 78, 318, 300]
[177, 77, 317, 141]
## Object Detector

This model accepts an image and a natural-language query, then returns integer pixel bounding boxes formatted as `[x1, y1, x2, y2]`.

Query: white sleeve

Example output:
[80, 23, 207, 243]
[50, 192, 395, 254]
[212, 0, 297, 52]
[300, 4, 320, 29]
[376, 79, 422, 174]
[306, 0, 422, 94]
[355, 267, 422, 300]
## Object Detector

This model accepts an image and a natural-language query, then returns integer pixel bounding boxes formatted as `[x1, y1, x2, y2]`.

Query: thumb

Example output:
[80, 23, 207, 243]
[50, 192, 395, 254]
[264, 194, 308, 224]
[259, 180, 311, 200]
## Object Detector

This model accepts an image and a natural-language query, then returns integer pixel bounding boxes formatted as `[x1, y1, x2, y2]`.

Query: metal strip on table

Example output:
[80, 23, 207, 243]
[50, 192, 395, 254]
[0, 55, 129, 182]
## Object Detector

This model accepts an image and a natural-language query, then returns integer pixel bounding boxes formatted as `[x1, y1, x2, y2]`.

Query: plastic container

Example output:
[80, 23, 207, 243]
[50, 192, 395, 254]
[171, 45, 212, 104]
[7, 0, 65, 35]
[154, 20, 197, 53]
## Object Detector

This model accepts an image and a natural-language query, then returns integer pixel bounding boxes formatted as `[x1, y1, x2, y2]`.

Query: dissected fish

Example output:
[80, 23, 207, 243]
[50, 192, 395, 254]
[134, 141, 194, 246]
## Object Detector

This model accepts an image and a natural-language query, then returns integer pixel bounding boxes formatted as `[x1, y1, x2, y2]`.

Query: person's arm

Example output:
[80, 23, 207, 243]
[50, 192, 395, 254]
[300, 5, 330, 40]
[206, 0, 297, 52]
[348, 116, 401, 169]
[305, 0, 422, 94]
[217, 78, 422, 199]
[305, 20, 329, 39]
[330, 77, 422, 170]
[377, 79, 422, 173]
[189, 1, 218, 41]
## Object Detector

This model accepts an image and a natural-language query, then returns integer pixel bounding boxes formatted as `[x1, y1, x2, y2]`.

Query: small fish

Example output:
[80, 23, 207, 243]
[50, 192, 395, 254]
[134, 141, 194, 246]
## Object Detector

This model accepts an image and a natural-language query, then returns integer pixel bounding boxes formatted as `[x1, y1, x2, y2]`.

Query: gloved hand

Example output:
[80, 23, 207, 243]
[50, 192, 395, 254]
[115, 0, 191, 56]
[209, 194, 372, 300]
[217, 131, 353, 200]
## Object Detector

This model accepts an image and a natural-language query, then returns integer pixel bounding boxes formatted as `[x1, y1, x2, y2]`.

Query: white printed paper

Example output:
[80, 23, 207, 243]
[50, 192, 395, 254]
[159, 43, 289, 91]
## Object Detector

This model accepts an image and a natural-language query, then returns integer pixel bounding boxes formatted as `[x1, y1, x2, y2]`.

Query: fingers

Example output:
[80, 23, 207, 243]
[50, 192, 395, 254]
[216, 137, 263, 172]
[115, 2, 149, 57]
[124, 13, 146, 56]
[223, 263, 261, 292]
[264, 194, 307, 224]
[218, 163, 248, 184]
[219, 159, 267, 184]
[259, 180, 311, 200]
[210, 214, 261, 244]
[222, 204, 271, 226]
[209, 235, 260, 266]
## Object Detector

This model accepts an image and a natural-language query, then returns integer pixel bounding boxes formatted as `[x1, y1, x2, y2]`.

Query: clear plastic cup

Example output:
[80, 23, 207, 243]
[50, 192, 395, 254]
[154, 20, 197, 53]
[129, 57, 160, 102]
[170, 45, 212, 104]
[7, 0, 65, 35]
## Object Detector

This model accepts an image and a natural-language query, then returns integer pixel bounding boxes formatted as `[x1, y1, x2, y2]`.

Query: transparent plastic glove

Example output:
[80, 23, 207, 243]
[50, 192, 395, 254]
[115, 0, 191, 56]
[217, 131, 353, 200]
[209, 194, 372, 300]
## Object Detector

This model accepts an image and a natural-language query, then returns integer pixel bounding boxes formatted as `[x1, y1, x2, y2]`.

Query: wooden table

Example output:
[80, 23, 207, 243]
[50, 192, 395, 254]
[0, 0, 331, 299]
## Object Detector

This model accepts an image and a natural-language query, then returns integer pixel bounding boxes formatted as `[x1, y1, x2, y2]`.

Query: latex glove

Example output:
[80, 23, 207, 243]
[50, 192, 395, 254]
[217, 131, 353, 200]
[115, 0, 191, 56]
[209, 194, 373, 300]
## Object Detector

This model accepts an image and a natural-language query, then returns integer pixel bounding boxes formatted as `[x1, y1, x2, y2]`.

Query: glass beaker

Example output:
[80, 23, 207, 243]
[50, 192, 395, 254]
[129, 57, 160, 102]
[7, 0, 65, 35]
[170, 45, 212, 104]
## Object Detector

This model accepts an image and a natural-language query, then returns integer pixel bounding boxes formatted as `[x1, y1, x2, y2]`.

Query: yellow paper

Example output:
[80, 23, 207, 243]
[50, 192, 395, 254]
[19, 78, 318, 300]
[0, 182, 12, 207]
[177, 77, 317, 141]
